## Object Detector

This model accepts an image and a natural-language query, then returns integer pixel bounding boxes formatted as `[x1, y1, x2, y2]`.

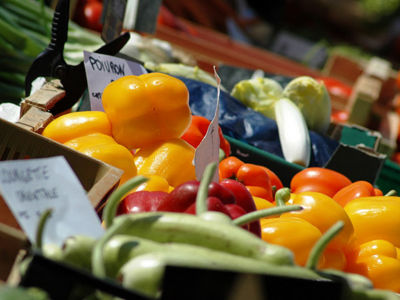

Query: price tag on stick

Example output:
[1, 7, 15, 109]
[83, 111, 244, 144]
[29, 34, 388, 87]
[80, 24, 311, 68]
[0, 156, 104, 246]
[84, 51, 147, 111]
[194, 67, 221, 182]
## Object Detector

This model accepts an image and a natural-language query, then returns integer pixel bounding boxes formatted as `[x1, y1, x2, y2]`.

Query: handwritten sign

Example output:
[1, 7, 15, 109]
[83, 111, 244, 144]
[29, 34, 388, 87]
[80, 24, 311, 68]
[0, 156, 104, 246]
[84, 51, 147, 111]
[194, 67, 221, 182]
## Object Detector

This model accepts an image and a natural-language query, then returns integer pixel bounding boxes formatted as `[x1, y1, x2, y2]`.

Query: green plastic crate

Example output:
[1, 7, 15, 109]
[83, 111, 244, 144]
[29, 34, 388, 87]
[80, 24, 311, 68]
[225, 135, 400, 195]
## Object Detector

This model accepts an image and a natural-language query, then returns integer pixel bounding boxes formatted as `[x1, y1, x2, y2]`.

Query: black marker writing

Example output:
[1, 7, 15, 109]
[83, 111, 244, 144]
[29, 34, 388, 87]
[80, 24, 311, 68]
[88, 56, 125, 75]
[92, 92, 102, 99]
[16, 187, 58, 202]
[1, 166, 50, 184]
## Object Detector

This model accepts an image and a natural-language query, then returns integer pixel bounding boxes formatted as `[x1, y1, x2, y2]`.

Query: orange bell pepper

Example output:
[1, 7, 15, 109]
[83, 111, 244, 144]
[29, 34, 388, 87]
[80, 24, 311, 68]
[281, 191, 354, 250]
[344, 196, 400, 247]
[42, 111, 112, 143]
[180, 115, 231, 157]
[102, 72, 192, 149]
[219, 156, 282, 202]
[64, 133, 137, 184]
[260, 217, 323, 266]
[332, 180, 382, 207]
[290, 167, 352, 197]
[219, 156, 244, 179]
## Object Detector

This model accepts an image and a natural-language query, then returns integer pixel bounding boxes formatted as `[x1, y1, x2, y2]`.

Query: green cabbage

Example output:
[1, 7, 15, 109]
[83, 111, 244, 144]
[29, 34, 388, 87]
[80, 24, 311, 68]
[231, 77, 283, 119]
[282, 76, 331, 134]
[231, 76, 331, 134]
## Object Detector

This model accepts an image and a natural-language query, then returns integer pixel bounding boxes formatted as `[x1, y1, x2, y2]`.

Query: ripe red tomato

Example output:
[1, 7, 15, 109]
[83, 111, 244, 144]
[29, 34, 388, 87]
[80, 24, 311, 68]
[82, 1, 103, 32]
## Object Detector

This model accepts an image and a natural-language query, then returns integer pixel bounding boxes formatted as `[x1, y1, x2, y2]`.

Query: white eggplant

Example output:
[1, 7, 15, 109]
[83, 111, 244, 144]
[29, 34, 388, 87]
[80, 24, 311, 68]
[274, 98, 311, 167]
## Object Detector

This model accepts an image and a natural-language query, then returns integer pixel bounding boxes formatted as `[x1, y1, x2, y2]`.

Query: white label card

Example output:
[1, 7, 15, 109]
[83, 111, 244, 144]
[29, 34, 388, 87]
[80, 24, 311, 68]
[84, 51, 147, 111]
[0, 156, 104, 246]
[194, 67, 221, 182]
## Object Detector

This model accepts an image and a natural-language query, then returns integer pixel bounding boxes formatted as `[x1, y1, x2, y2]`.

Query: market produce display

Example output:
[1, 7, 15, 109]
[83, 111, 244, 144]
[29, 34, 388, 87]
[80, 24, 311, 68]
[27, 71, 400, 297]
[29, 163, 398, 299]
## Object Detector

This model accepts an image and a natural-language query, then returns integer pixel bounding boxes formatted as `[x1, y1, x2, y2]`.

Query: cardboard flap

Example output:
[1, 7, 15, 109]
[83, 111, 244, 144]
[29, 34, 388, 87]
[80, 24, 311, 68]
[324, 143, 386, 184]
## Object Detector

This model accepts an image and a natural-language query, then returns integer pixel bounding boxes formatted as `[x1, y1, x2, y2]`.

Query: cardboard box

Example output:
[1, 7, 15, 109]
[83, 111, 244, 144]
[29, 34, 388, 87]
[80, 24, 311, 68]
[0, 117, 123, 229]
[0, 223, 28, 282]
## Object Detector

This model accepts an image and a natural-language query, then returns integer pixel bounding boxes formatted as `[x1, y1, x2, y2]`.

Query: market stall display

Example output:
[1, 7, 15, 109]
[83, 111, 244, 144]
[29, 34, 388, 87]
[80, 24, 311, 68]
[1, 0, 400, 299]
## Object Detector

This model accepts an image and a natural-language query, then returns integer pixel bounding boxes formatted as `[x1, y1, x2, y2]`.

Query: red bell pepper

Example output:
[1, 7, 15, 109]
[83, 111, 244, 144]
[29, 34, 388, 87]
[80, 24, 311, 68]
[117, 191, 170, 215]
[219, 178, 261, 236]
[181, 115, 231, 157]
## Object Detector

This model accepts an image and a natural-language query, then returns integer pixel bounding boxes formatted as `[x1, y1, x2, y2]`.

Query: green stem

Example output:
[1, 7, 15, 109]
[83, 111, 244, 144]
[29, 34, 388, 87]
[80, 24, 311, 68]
[102, 176, 148, 229]
[233, 205, 302, 226]
[195, 162, 218, 216]
[384, 189, 397, 196]
[35, 208, 53, 251]
[305, 220, 344, 270]
[92, 217, 132, 278]
[274, 187, 291, 207]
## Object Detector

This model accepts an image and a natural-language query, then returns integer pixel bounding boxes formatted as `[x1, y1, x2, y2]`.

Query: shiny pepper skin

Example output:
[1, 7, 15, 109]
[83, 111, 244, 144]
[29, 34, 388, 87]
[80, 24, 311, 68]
[344, 196, 400, 247]
[260, 217, 323, 266]
[219, 156, 279, 202]
[345, 239, 400, 293]
[102, 73, 192, 149]
[42, 111, 112, 143]
[64, 133, 137, 184]
[332, 180, 382, 207]
[134, 138, 196, 188]
[181, 115, 231, 157]
[290, 167, 352, 197]
[282, 192, 354, 250]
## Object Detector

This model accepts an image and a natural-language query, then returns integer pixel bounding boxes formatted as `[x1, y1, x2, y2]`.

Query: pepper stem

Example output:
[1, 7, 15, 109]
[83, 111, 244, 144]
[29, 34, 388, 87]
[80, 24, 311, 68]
[195, 162, 218, 215]
[35, 208, 53, 251]
[275, 187, 291, 207]
[305, 220, 344, 270]
[102, 176, 148, 229]
[233, 205, 302, 226]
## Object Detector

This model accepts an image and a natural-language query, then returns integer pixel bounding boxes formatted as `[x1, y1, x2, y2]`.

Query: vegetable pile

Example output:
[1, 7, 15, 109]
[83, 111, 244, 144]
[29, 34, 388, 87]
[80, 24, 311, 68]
[36, 72, 400, 297]
[33, 163, 398, 299]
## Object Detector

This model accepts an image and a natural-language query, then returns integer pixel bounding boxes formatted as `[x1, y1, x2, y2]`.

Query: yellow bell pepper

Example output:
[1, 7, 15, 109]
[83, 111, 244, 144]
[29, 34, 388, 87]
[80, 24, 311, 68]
[281, 192, 354, 251]
[260, 217, 323, 266]
[134, 138, 196, 187]
[42, 111, 112, 143]
[64, 133, 137, 185]
[345, 239, 400, 293]
[344, 196, 400, 248]
[133, 174, 173, 193]
[253, 195, 275, 211]
[102, 73, 192, 149]
[345, 248, 400, 293]
[356, 255, 400, 292]
[319, 248, 346, 271]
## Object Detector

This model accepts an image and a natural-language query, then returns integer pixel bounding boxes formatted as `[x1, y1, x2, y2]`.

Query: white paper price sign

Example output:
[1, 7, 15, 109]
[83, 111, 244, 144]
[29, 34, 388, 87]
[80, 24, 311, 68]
[0, 156, 104, 246]
[84, 51, 147, 111]
[194, 67, 221, 182]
